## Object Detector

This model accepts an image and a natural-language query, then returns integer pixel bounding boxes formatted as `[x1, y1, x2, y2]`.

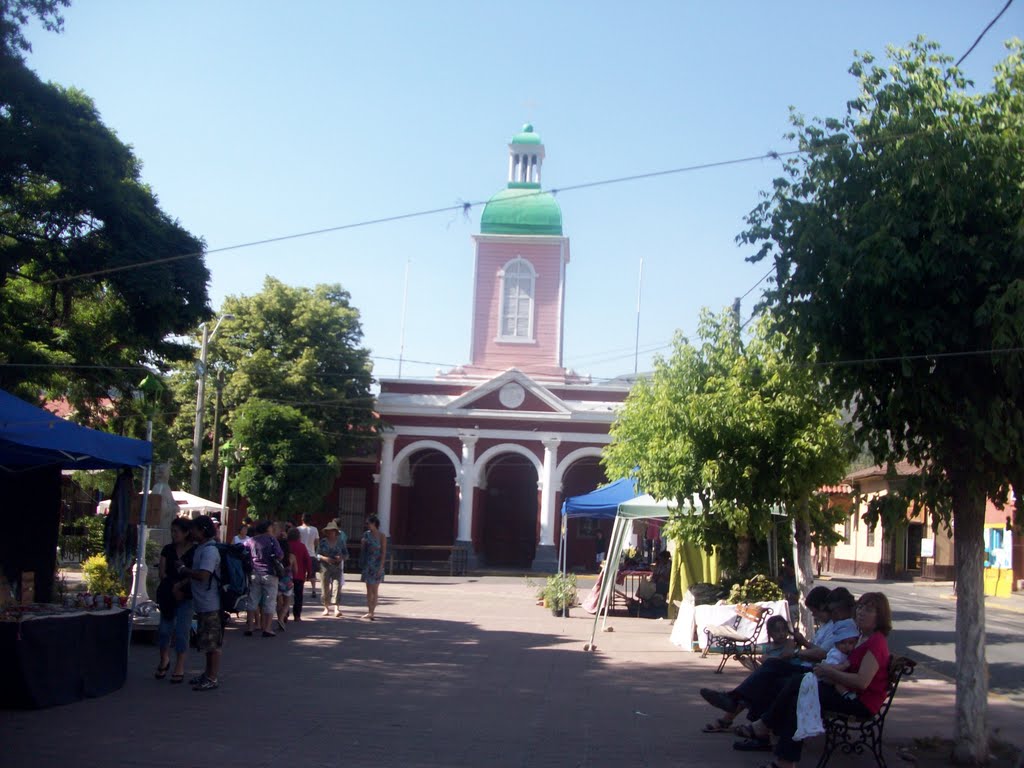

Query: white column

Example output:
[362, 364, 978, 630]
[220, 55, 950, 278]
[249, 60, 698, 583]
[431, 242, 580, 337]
[457, 433, 478, 542]
[377, 433, 396, 536]
[539, 437, 560, 545]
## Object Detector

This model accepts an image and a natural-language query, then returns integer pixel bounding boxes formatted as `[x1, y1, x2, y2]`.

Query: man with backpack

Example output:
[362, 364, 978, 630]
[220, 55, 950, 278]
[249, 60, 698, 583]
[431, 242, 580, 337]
[179, 515, 222, 692]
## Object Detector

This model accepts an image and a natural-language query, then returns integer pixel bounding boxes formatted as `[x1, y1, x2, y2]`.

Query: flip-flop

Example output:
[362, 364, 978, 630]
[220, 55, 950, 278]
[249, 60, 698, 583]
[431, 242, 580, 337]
[169, 673, 185, 684]
[702, 717, 735, 733]
[154, 663, 170, 680]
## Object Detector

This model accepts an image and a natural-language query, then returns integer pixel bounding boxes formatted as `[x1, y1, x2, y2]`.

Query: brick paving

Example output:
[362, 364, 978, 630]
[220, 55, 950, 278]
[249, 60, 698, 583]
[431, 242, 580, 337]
[3, 575, 1022, 767]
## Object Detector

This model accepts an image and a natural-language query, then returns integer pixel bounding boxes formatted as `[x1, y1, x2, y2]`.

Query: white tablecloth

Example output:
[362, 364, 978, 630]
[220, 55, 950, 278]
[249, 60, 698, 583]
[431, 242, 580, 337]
[670, 599, 790, 652]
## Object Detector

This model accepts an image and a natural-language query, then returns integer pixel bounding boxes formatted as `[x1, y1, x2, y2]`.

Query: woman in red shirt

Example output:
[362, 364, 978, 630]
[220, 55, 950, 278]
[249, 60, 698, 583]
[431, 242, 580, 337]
[288, 527, 313, 621]
[741, 592, 892, 767]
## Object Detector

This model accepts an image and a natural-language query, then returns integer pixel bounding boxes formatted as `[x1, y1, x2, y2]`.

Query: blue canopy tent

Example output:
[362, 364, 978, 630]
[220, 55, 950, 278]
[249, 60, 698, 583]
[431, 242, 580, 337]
[558, 478, 639, 576]
[0, 389, 152, 470]
[0, 390, 152, 603]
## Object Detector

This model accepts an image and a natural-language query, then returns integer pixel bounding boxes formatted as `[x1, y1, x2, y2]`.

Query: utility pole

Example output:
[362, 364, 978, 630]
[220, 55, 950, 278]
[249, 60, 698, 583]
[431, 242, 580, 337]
[190, 314, 233, 495]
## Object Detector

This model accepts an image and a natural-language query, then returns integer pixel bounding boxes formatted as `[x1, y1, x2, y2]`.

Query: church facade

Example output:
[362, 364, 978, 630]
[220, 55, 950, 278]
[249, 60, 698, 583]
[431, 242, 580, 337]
[374, 125, 630, 570]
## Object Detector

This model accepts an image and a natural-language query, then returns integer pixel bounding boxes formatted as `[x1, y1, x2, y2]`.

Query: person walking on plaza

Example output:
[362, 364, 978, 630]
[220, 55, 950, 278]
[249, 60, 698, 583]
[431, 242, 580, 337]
[297, 513, 319, 599]
[275, 523, 297, 631]
[288, 526, 312, 621]
[179, 515, 221, 691]
[244, 520, 283, 637]
[155, 517, 194, 684]
[317, 521, 346, 616]
[360, 515, 386, 620]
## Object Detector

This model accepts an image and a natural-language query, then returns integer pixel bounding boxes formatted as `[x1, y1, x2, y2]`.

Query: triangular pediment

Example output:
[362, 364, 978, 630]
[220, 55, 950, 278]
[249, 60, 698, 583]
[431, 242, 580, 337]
[447, 369, 570, 415]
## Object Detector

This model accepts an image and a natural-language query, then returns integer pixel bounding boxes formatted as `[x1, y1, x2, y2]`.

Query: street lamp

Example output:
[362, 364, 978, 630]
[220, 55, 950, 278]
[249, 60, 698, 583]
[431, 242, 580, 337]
[190, 314, 234, 495]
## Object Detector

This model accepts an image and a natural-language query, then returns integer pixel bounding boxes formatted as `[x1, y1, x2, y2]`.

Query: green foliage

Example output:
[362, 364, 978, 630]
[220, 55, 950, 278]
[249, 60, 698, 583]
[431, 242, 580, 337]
[604, 307, 854, 563]
[230, 398, 337, 518]
[172, 277, 378, 495]
[0, 0, 69, 57]
[540, 572, 578, 610]
[740, 37, 1024, 521]
[727, 574, 783, 604]
[82, 515, 105, 558]
[81, 554, 123, 595]
[0, 54, 210, 412]
[70, 470, 117, 497]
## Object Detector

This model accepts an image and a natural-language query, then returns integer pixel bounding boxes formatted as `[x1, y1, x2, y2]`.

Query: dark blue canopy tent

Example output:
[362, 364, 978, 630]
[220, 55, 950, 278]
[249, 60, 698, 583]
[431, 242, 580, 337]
[0, 389, 152, 470]
[558, 477, 640, 574]
[0, 390, 152, 604]
[560, 477, 639, 519]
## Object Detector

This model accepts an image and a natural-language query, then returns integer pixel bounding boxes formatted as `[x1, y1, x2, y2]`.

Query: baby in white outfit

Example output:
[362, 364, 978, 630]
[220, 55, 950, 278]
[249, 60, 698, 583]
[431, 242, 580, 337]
[793, 619, 861, 741]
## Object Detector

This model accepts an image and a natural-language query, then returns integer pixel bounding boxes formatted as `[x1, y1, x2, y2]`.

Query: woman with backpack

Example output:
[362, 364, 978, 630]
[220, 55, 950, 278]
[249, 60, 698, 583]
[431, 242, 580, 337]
[155, 517, 194, 684]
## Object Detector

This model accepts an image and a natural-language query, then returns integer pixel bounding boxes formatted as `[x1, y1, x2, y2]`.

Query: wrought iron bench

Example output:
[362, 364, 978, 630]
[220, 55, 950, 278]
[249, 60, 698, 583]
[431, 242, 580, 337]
[702, 603, 773, 674]
[815, 655, 916, 768]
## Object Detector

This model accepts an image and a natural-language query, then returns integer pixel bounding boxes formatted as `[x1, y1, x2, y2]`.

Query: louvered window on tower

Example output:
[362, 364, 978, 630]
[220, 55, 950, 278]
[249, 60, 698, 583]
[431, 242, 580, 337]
[499, 258, 535, 340]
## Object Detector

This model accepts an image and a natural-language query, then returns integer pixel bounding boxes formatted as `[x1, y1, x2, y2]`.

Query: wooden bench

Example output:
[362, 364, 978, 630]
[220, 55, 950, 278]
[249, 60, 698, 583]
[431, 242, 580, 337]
[702, 604, 773, 673]
[816, 655, 916, 768]
[389, 545, 468, 576]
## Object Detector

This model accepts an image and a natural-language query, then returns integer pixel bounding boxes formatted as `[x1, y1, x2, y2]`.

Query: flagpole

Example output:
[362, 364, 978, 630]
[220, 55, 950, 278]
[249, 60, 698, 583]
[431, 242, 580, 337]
[633, 256, 644, 375]
[398, 258, 410, 378]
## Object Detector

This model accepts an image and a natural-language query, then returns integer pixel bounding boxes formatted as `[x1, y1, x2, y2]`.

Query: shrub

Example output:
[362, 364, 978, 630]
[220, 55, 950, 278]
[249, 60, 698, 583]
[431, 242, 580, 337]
[82, 515, 105, 558]
[727, 574, 783, 604]
[81, 554, 124, 595]
[541, 572, 578, 610]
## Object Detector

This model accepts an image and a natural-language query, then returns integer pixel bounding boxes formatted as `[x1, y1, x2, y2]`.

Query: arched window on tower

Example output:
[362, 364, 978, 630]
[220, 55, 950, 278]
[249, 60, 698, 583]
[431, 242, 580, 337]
[498, 258, 536, 341]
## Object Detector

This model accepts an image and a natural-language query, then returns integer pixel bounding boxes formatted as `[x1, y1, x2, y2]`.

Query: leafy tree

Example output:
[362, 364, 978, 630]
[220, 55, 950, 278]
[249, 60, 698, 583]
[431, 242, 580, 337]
[229, 399, 336, 519]
[178, 278, 376, 504]
[0, 50, 210, 414]
[740, 38, 1024, 765]
[0, 0, 69, 58]
[603, 308, 853, 621]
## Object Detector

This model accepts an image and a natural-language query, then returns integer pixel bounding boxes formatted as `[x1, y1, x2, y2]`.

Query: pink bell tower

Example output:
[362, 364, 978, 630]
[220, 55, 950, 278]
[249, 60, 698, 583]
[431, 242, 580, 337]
[458, 124, 570, 382]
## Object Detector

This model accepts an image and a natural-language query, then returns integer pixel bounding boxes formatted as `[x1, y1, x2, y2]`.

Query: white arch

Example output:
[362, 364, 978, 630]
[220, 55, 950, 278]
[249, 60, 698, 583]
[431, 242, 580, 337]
[474, 443, 542, 487]
[393, 440, 461, 482]
[553, 446, 606, 491]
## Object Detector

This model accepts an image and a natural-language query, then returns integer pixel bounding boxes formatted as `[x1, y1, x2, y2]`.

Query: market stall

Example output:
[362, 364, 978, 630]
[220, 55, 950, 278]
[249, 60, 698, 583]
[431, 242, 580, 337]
[0, 389, 151, 708]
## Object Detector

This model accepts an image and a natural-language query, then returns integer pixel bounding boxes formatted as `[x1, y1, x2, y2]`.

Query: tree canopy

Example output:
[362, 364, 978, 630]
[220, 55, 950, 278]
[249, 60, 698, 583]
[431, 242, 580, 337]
[175, 277, 377, 509]
[603, 308, 853, 579]
[0, 48, 210, 415]
[740, 38, 1024, 765]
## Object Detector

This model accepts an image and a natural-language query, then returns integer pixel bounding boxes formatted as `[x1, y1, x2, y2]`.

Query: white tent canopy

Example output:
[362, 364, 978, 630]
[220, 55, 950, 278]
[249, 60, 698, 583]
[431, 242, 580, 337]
[586, 494, 700, 650]
[96, 490, 224, 518]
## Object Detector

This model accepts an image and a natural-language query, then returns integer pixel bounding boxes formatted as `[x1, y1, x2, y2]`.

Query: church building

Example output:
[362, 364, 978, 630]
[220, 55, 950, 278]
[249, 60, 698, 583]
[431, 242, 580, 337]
[374, 125, 630, 570]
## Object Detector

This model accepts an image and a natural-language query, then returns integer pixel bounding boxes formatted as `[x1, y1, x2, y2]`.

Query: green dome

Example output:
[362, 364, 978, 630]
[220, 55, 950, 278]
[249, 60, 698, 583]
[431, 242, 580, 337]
[511, 123, 542, 145]
[480, 187, 562, 236]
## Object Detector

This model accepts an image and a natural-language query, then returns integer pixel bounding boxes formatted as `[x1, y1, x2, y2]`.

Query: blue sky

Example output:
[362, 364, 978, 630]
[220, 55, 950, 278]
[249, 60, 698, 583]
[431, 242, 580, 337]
[23, 2, 1022, 383]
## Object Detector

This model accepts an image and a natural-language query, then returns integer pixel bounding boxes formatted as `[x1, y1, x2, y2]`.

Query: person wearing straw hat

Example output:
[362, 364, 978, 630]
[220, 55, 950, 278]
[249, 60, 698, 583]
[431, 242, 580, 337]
[316, 521, 347, 617]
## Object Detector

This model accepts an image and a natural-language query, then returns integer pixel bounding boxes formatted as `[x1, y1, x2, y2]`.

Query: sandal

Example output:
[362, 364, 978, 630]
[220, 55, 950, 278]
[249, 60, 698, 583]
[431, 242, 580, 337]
[154, 663, 170, 680]
[733, 723, 769, 739]
[733, 735, 772, 752]
[169, 673, 185, 684]
[702, 717, 735, 733]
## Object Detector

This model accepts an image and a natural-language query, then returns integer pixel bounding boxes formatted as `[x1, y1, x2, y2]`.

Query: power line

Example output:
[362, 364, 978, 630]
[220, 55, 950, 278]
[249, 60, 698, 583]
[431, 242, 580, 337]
[42, 148, 810, 286]
[955, 0, 1014, 68]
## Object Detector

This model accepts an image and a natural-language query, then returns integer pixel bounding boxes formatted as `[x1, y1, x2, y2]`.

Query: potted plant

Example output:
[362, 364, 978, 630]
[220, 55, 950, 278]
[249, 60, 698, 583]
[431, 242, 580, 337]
[542, 572, 578, 617]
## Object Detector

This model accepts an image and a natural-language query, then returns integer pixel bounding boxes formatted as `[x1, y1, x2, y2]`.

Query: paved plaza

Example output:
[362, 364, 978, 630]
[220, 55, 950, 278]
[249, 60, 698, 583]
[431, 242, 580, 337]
[4, 576, 1023, 768]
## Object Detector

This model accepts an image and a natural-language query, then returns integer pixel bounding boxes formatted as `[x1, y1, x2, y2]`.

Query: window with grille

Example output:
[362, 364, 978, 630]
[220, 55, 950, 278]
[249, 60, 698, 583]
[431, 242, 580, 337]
[866, 523, 876, 548]
[337, 487, 367, 541]
[498, 258, 535, 340]
[843, 514, 852, 544]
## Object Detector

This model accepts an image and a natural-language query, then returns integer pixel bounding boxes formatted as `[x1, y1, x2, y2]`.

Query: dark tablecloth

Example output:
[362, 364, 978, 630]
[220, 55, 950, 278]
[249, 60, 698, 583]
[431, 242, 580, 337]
[0, 609, 129, 708]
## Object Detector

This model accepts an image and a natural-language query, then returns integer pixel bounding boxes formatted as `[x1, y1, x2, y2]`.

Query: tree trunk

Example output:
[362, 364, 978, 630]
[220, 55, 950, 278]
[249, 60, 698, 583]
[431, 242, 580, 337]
[950, 475, 989, 766]
[792, 505, 815, 633]
[737, 535, 752, 571]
